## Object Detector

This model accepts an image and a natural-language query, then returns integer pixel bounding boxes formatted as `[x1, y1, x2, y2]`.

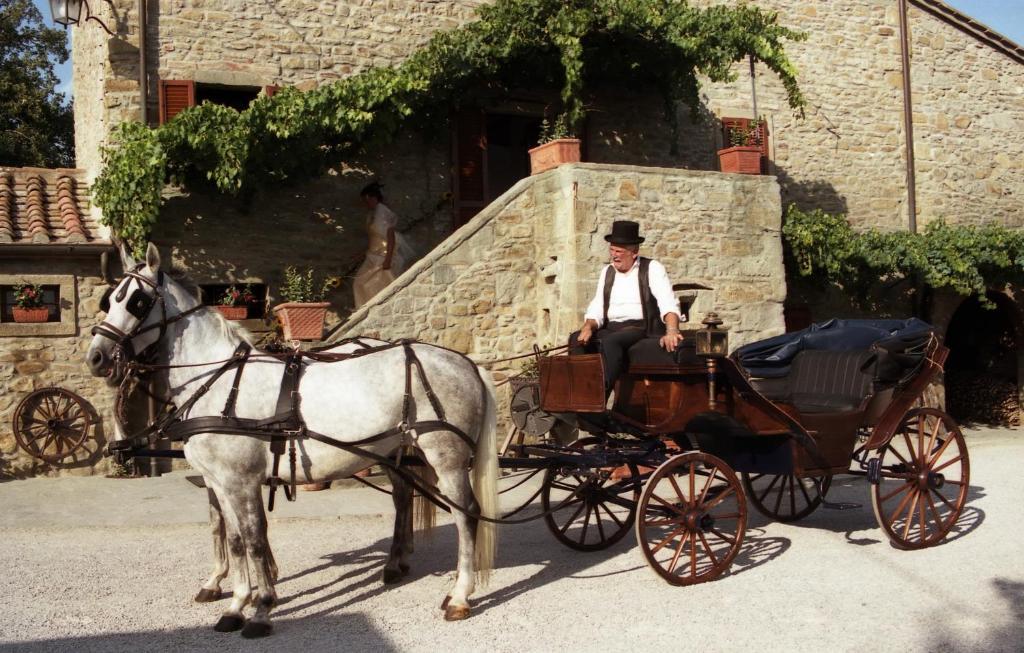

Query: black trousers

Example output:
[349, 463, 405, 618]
[569, 320, 647, 391]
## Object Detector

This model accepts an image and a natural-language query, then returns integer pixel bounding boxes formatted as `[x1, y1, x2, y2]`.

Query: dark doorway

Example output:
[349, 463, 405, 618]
[945, 293, 1020, 426]
[486, 114, 541, 199]
[453, 111, 541, 229]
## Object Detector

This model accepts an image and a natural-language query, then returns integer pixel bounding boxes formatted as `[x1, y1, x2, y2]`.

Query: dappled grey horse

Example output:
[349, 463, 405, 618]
[86, 244, 498, 637]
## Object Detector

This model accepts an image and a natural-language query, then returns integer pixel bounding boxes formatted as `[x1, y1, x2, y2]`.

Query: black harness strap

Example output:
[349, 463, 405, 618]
[220, 343, 252, 418]
[404, 341, 447, 423]
[266, 353, 305, 509]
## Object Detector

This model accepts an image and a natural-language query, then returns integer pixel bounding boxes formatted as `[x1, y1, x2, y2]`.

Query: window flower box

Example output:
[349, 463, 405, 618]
[12, 307, 49, 323]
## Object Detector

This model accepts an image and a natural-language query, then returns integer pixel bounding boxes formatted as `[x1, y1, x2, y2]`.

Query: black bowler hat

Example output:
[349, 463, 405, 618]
[604, 220, 644, 245]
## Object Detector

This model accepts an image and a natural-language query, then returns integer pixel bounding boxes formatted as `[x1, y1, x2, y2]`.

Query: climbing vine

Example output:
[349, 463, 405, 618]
[783, 205, 1024, 308]
[93, 0, 807, 254]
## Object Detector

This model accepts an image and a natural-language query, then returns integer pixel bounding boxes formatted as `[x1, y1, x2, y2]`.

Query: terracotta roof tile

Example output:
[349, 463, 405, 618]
[0, 171, 13, 243]
[0, 167, 108, 247]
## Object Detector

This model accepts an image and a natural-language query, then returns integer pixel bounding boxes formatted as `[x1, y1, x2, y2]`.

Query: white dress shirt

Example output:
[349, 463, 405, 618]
[584, 259, 678, 326]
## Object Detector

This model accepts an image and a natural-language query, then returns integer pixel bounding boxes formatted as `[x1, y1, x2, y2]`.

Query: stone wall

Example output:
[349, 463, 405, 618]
[73, 1, 1024, 235]
[694, 0, 1024, 230]
[0, 259, 116, 478]
[332, 162, 786, 387]
[906, 3, 1024, 228]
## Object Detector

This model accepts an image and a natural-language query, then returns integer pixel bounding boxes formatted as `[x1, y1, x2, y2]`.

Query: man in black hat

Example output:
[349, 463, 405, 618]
[571, 220, 683, 392]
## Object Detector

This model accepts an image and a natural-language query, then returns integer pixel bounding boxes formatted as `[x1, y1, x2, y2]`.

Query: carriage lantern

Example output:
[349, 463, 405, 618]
[695, 312, 729, 357]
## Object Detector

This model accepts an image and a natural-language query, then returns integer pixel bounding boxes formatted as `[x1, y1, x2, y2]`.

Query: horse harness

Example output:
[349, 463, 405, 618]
[97, 269, 482, 512]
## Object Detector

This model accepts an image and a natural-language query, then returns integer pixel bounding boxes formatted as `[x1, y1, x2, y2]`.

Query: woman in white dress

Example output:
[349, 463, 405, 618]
[352, 182, 413, 307]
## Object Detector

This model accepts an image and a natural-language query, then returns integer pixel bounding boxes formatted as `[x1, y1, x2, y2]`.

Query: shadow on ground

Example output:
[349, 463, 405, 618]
[928, 578, 1024, 653]
[269, 489, 790, 622]
[1, 614, 396, 653]
[742, 474, 986, 549]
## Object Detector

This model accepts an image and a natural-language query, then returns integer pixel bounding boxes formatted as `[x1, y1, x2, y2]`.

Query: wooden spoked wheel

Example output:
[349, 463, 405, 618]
[12, 388, 92, 464]
[636, 452, 746, 585]
[541, 437, 642, 551]
[742, 472, 832, 522]
[870, 408, 969, 549]
[509, 382, 556, 438]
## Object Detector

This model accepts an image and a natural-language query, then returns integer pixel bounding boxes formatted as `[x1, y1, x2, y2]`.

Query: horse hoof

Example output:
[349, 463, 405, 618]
[241, 621, 273, 639]
[382, 567, 407, 584]
[444, 604, 471, 621]
[440, 595, 451, 610]
[194, 588, 222, 603]
[213, 614, 245, 633]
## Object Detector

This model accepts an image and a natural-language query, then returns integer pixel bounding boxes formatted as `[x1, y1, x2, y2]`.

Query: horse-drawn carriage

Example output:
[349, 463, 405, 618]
[503, 315, 969, 585]
[86, 248, 971, 634]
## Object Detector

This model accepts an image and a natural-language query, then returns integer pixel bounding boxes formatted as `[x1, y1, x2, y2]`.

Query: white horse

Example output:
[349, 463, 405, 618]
[86, 245, 498, 637]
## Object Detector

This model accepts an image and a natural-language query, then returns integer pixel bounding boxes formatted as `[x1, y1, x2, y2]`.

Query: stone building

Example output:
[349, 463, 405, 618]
[3, 0, 1023, 477]
[0, 168, 114, 477]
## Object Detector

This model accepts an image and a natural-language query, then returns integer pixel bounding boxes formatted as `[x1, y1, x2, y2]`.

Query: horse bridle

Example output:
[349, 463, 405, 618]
[92, 265, 204, 365]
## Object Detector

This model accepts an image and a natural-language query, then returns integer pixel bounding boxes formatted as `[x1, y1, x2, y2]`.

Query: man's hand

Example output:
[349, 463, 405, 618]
[659, 331, 683, 352]
[578, 322, 595, 346]
[660, 312, 683, 352]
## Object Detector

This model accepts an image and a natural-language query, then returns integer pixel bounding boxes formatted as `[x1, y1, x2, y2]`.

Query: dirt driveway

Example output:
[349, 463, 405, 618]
[1, 427, 1021, 653]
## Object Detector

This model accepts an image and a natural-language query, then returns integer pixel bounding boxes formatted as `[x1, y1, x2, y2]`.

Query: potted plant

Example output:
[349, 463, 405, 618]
[717, 120, 764, 175]
[273, 267, 336, 341]
[529, 115, 582, 175]
[12, 283, 49, 323]
[216, 284, 255, 320]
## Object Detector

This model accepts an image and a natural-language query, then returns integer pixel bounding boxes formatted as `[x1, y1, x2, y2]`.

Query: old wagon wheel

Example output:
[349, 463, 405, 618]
[636, 452, 747, 586]
[12, 388, 92, 464]
[741, 472, 832, 522]
[870, 407, 969, 550]
[541, 437, 641, 551]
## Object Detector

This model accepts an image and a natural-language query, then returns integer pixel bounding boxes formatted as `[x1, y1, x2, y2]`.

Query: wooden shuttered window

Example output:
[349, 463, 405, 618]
[159, 80, 195, 124]
[159, 81, 280, 124]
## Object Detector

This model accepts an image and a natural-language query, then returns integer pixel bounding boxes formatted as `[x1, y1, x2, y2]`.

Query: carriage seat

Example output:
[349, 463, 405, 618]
[625, 337, 703, 374]
[754, 349, 875, 414]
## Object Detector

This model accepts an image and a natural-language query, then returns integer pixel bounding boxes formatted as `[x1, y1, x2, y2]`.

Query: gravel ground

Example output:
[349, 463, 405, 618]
[1, 427, 1022, 653]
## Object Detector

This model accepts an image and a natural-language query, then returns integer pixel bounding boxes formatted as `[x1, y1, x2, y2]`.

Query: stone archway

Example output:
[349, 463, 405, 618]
[944, 292, 1022, 427]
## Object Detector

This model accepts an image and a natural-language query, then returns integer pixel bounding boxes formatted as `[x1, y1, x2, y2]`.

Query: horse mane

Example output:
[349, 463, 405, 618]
[168, 266, 255, 345]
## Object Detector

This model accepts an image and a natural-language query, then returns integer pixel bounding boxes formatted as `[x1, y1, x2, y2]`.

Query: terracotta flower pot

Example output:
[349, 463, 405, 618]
[12, 307, 49, 323]
[718, 145, 762, 175]
[215, 305, 248, 320]
[273, 302, 329, 341]
[528, 138, 582, 175]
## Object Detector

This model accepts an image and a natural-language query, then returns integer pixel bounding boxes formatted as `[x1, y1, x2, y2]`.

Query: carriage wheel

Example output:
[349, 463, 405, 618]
[509, 382, 556, 439]
[870, 408, 969, 550]
[742, 472, 832, 522]
[12, 388, 92, 464]
[541, 437, 641, 551]
[636, 452, 746, 586]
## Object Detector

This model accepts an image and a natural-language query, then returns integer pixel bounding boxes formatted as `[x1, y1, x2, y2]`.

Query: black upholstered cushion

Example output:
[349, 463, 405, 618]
[787, 350, 875, 414]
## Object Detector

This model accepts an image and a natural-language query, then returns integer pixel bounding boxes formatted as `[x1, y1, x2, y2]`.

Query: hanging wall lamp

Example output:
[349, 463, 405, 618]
[49, 0, 115, 36]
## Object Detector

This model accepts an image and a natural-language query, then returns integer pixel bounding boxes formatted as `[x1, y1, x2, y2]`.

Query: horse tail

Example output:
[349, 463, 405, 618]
[412, 464, 437, 534]
[472, 366, 499, 586]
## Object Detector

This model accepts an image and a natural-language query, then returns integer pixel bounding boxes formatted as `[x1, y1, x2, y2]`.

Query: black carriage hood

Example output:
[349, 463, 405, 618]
[733, 318, 935, 380]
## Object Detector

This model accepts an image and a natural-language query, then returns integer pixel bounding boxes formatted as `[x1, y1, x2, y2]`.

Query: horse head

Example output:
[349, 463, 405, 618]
[86, 243, 178, 386]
